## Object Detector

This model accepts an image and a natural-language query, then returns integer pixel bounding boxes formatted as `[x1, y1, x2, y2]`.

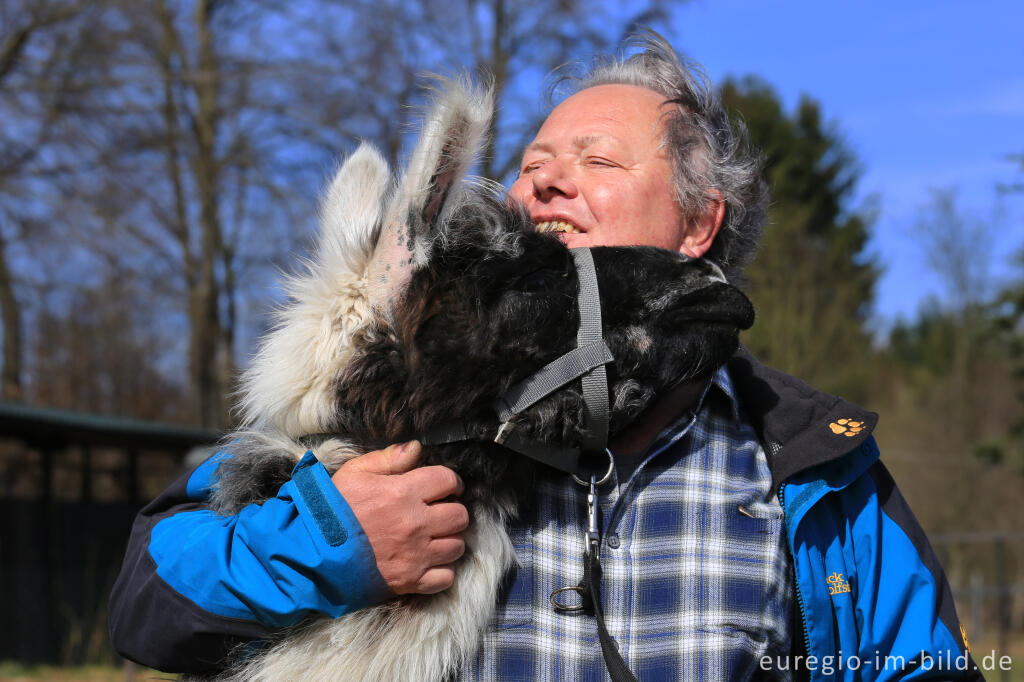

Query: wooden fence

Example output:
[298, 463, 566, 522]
[0, 402, 219, 664]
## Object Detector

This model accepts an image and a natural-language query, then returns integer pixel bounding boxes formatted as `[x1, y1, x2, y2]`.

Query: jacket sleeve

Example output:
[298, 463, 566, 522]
[856, 460, 984, 680]
[108, 450, 392, 674]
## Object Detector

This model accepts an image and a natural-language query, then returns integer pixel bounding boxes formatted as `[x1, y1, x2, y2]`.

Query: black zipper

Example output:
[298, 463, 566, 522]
[779, 483, 813, 668]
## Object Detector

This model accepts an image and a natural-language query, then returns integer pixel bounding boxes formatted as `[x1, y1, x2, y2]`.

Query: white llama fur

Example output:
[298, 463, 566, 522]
[213, 79, 508, 681]
[236, 145, 390, 435]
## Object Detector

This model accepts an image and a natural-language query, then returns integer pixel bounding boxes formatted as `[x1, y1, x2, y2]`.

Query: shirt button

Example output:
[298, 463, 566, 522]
[607, 534, 621, 549]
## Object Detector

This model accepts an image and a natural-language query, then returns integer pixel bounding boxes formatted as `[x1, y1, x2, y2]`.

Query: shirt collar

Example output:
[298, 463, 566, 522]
[708, 364, 742, 423]
[636, 365, 737, 459]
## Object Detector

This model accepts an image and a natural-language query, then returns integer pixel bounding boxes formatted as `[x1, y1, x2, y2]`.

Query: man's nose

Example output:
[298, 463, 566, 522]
[532, 159, 578, 200]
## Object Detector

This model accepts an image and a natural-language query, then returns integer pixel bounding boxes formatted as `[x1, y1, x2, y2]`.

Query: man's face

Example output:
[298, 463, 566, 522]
[510, 84, 693, 253]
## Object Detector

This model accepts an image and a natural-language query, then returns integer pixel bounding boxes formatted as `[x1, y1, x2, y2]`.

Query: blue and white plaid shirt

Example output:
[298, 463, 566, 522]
[460, 367, 793, 681]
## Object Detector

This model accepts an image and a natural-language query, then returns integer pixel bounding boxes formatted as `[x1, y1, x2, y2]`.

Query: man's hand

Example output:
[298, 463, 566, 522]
[331, 441, 468, 595]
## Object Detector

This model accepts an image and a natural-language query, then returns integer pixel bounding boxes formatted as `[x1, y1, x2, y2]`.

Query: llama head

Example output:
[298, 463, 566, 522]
[334, 219, 753, 454]
[235, 77, 491, 436]
[325, 80, 755, 468]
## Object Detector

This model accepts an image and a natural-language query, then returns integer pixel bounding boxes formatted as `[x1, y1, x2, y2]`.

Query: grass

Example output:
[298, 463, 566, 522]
[0, 662, 166, 682]
[2, 645, 1022, 681]
[972, 636, 1024, 682]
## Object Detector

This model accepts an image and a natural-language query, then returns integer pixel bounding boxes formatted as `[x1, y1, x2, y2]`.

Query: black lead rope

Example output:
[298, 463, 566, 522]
[583, 544, 640, 682]
[550, 471, 639, 682]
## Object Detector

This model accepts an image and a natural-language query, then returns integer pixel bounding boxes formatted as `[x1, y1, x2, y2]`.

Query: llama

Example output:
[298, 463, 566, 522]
[205, 78, 754, 681]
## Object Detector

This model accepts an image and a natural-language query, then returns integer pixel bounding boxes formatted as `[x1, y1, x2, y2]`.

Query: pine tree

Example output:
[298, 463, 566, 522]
[722, 77, 879, 402]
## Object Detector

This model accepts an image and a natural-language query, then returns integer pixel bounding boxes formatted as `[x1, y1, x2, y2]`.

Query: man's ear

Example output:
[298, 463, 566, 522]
[679, 190, 725, 259]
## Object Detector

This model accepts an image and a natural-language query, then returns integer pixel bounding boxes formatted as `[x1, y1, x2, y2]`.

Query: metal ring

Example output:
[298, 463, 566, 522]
[549, 585, 587, 612]
[572, 448, 614, 487]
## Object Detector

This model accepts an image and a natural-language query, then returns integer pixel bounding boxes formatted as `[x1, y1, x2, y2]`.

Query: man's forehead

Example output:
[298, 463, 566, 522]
[524, 88, 669, 151]
[524, 134, 618, 155]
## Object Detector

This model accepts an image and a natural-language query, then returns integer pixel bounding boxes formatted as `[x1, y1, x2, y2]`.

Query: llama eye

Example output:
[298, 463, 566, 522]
[517, 271, 551, 290]
[523, 274, 548, 289]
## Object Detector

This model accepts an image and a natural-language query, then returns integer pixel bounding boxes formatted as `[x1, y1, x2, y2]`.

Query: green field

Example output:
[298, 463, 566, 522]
[0, 663, 164, 682]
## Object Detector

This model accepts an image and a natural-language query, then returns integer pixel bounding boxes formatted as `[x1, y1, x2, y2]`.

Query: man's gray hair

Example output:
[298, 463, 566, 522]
[553, 31, 768, 277]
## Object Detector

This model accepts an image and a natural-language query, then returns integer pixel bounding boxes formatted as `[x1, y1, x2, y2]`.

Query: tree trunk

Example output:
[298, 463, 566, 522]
[190, 0, 225, 428]
[0, 231, 22, 401]
[480, 0, 507, 180]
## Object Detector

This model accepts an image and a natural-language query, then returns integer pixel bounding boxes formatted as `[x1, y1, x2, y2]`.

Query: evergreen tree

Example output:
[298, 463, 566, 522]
[722, 77, 878, 402]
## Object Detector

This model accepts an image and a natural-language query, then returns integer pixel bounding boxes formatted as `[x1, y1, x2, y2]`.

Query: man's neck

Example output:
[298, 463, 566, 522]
[609, 377, 709, 456]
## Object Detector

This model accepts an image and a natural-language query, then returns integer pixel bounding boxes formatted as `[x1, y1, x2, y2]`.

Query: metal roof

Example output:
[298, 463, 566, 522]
[0, 401, 221, 450]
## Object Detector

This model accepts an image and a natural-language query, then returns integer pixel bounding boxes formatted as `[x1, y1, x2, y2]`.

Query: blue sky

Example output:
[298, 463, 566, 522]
[666, 0, 1023, 324]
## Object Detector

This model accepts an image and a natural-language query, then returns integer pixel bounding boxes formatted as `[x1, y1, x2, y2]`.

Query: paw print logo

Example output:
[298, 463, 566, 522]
[960, 624, 971, 654]
[829, 418, 864, 437]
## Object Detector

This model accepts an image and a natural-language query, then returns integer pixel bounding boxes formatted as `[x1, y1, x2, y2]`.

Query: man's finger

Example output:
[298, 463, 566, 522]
[426, 536, 466, 566]
[408, 464, 464, 502]
[416, 565, 456, 594]
[345, 440, 422, 475]
[425, 501, 470, 537]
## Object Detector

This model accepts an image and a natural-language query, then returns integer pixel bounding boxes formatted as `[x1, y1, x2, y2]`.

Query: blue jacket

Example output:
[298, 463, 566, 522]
[778, 438, 979, 680]
[108, 349, 982, 680]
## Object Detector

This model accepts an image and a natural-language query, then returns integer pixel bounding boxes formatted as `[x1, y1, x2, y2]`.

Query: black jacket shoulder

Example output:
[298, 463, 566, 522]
[727, 347, 879, 491]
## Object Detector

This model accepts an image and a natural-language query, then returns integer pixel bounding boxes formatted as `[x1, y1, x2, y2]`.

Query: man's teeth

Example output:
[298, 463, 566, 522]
[535, 220, 582, 234]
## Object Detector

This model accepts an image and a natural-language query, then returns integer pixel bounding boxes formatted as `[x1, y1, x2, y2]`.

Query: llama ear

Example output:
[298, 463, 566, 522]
[235, 143, 391, 434]
[368, 76, 492, 306]
[317, 143, 392, 276]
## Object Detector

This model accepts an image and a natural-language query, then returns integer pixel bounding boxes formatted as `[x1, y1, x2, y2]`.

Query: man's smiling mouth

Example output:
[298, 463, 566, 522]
[534, 220, 583, 234]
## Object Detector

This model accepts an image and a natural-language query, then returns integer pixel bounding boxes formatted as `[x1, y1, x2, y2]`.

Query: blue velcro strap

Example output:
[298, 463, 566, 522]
[149, 450, 391, 626]
[293, 451, 347, 546]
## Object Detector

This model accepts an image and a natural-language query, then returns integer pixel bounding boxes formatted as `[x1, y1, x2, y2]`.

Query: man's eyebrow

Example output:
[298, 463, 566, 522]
[523, 135, 609, 155]
[523, 140, 551, 155]
[571, 135, 603, 148]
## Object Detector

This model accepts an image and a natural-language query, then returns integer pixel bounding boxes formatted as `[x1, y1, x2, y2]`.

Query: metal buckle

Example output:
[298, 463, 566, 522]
[493, 421, 515, 445]
[571, 448, 614, 487]
[551, 472, 603, 613]
[584, 474, 600, 551]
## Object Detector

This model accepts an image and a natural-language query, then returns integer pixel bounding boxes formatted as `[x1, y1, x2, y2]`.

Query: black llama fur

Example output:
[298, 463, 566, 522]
[206, 79, 754, 681]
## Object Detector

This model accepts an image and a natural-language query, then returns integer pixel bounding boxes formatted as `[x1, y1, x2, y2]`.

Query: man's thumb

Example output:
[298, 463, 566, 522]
[347, 440, 422, 475]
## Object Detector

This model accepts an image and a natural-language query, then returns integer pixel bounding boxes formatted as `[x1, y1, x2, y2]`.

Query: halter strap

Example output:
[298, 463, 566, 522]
[571, 247, 609, 457]
[482, 247, 612, 475]
[493, 340, 613, 422]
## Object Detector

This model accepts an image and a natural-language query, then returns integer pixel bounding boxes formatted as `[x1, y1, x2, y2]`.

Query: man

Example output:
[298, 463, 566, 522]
[110, 34, 978, 680]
